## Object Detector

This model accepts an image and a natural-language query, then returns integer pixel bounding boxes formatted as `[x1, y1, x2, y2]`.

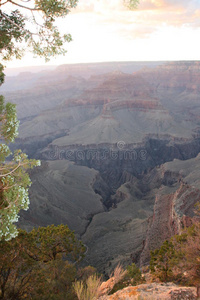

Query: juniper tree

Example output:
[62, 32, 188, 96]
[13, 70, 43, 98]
[0, 0, 79, 61]
[150, 240, 177, 282]
[0, 0, 139, 61]
[0, 224, 85, 299]
[0, 70, 40, 240]
[150, 217, 200, 296]
[0, 0, 139, 240]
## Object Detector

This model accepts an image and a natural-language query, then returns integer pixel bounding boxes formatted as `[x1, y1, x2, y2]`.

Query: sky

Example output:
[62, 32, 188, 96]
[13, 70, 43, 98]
[5, 0, 200, 68]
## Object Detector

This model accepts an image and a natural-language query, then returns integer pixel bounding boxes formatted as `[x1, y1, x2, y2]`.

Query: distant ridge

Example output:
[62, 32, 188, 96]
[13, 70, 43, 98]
[4, 65, 56, 77]
[5, 61, 165, 77]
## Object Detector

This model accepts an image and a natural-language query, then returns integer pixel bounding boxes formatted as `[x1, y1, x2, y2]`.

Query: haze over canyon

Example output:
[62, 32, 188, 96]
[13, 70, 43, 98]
[3, 60, 200, 275]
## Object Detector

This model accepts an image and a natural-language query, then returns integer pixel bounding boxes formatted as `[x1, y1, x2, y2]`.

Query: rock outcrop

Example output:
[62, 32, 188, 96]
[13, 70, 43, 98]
[8, 61, 200, 274]
[99, 283, 197, 300]
[140, 154, 200, 265]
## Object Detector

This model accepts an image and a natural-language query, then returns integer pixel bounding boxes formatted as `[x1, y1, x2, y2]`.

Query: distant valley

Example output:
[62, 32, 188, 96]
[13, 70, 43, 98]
[3, 60, 200, 274]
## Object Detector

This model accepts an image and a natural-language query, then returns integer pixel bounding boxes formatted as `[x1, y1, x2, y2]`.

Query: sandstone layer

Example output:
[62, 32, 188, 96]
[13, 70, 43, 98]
[7, 61, 200, 273]
[99, 283, 197, 300]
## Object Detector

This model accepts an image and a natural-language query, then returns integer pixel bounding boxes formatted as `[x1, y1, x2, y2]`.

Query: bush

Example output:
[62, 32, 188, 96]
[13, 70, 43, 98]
[127, 263, 144, 285]
[109, 263, 145, 295]
[150, 240, 176, 282]
[0, 225, 85, 299]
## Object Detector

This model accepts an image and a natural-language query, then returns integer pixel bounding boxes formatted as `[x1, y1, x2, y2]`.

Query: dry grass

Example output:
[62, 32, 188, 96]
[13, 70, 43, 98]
[73, 280, 84, 300]
[112, 264, 127, 284]
[113, 264, 127, 284]
[73, 274, 102, 300]
[73, 264, 127, 300]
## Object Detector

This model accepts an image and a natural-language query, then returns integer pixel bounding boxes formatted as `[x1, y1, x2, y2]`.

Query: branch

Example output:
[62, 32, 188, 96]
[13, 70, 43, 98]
[0, 158, 31, 177]
[0, 161, 21, 177]
[7, 0, 39, 11]
[0, 11, 25, 32]
[0, 0, 9, 5]
[19, 270, 33, 291]
[31, 10, 45, 29]
[1, 193, 20, 210]
[0, 9, 43, 44]
[1, 183, 17, 190]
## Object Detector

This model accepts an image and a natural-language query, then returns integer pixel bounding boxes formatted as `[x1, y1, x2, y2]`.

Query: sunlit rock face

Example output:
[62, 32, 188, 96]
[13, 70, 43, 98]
[10, 61, 200, 273]
[98, 283, 197, 300]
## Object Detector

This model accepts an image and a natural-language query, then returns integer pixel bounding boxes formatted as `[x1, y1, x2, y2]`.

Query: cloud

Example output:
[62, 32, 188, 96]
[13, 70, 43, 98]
[136, 0, 200, 28]
[70, 0, 200, 40]
[73, 0, 124, 14]
[139, 0, 196, 11]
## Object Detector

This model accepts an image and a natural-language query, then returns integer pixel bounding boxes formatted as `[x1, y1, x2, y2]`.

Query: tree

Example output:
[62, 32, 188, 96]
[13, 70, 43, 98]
[123, 0, 139, 10]
[0, 0, 74, 240]
[172, 223, 200, 296]
[27, 224, 85, 262]
[0, 224, 85, 299]
[0, 0, 139, 240]
[0, 0, 78, 61]
[150, 218, 200, 295]
[0, 69, 40, 240]
[150, 240, 178, 282]
[0, 65, 40, 241]
[0, 0, 139, 61]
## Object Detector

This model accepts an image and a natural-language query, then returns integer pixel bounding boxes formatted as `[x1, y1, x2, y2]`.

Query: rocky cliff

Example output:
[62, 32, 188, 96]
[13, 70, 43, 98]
[9, 61, 200, 274]
[19, 160, 106, 234]
[18, 152, 200, 275]
[99, 283, 197, 299]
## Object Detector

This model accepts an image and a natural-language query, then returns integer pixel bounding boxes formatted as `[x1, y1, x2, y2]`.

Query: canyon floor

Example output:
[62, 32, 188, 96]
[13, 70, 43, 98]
[4, 60, 200, 274]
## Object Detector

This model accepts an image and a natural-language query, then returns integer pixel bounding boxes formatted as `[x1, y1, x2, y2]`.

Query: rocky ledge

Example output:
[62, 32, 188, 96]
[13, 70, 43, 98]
[99, 283, 197, 300]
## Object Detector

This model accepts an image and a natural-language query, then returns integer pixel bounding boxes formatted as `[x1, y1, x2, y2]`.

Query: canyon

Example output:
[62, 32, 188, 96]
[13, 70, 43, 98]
[3, 60, 200, 274]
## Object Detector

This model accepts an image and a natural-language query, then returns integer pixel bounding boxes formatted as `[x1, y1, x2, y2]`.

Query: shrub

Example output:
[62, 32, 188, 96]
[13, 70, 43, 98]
[109, 263, 145, 295]
[73, 274, 102, 300]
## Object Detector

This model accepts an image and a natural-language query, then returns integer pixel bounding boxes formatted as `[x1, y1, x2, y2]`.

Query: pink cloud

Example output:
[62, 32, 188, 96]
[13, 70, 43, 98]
[71, 0, 200, 40]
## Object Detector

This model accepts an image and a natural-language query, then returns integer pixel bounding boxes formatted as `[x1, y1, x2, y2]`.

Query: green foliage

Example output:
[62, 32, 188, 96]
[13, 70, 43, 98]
[0, 224, 85, 299]
[150, 217, 200, 286]
[0, 1, 79, 241]
[0, 64, 40, 241]
[0, 96, 19, 143]
[0, 0, 140, 241]
[0, 0, 139, 61]
[36, 260, 78, 300]
[0, 10, 27, 60]
[123, 0, 139, 10]
[28, 224, 86, 262]
[0, 95, 40, 241]
[0, 65, 4, 86]
[0, 0, 78, 61]
[173, 220, 200, 287]
[109, 280, 126, 295]
[126, 263, 144, 285]
[150, 240, 178, 282]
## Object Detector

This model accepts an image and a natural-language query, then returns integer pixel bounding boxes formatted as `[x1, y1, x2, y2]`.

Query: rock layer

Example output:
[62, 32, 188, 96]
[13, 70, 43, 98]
[99, 283, 197, 300]
[9, 61, 200, 273]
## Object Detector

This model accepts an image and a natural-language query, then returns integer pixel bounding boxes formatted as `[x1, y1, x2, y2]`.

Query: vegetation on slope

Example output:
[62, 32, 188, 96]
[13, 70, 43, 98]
[150, 205, 200, 297]
[0, 224, 85, 299]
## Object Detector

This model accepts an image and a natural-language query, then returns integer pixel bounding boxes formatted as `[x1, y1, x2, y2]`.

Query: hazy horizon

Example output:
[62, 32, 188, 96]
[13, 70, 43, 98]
[4, 0, 200, 70]
[4, 59, 200, 77]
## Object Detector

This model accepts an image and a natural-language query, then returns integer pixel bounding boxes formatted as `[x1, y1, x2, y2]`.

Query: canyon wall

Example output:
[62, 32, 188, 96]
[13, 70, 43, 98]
[8, 61, 200, 273]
